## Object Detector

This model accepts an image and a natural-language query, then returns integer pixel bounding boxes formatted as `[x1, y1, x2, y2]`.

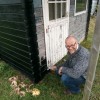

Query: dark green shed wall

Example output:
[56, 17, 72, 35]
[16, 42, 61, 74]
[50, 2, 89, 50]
[0, 0, 45, 83]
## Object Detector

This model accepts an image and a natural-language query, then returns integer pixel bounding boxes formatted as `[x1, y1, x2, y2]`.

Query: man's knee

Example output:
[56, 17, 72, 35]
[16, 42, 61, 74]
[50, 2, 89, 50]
[61, 74, 69, 84]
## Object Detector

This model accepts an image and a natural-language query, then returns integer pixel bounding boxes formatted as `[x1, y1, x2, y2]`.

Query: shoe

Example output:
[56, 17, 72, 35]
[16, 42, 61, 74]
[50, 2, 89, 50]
[64, 89, 81, 95]
[64, 89, 72, 95]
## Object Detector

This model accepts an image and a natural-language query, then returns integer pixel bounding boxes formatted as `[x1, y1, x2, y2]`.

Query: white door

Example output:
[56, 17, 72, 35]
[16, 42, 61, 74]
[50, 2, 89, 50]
[42, 0, 69, 68]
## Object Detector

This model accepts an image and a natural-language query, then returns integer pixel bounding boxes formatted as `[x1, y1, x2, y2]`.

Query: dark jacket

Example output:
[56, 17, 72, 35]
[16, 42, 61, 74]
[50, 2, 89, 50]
[62, 45, 89, 79]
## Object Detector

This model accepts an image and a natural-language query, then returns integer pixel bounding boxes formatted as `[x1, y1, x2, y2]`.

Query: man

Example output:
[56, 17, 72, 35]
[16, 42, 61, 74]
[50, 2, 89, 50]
[50, 36, 89, 94]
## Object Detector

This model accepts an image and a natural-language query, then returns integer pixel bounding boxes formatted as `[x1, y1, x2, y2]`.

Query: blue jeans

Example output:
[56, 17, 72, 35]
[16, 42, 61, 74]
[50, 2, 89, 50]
[55, 70, 85, 93]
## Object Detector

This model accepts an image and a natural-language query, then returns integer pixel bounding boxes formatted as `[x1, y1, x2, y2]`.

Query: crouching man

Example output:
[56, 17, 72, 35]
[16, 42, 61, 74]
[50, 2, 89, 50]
[50, 36, 89, 94]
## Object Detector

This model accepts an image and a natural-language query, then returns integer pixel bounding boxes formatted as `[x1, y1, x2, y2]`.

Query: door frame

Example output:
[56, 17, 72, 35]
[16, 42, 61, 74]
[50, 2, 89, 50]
[42, 0, 70, 68]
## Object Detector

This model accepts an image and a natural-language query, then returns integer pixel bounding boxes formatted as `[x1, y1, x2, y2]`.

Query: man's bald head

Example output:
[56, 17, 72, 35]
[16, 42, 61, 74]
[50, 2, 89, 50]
[65, 36, 78, 44]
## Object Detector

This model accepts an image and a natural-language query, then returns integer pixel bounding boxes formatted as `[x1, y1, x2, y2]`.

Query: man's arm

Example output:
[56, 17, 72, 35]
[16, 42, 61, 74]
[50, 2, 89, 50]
[61, 56, 89, 79]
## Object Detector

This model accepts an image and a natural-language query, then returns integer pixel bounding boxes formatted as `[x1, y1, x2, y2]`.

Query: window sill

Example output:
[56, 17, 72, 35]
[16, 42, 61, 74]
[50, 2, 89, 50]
[74, 10, 87, 16]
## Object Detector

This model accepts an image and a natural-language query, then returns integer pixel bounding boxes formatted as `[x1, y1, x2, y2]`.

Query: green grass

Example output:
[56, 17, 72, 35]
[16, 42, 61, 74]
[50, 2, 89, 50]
[0, 61, 83, 100]
[0, 17, 100, 100]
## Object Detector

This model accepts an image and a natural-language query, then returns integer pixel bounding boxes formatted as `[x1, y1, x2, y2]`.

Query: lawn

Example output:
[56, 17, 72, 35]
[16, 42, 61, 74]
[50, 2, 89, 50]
[0, 17, 100, 100]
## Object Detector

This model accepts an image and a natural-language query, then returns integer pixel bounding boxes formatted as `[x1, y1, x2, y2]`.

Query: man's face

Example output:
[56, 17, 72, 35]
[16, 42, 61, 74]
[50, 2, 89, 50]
[65, 39, 77, 54]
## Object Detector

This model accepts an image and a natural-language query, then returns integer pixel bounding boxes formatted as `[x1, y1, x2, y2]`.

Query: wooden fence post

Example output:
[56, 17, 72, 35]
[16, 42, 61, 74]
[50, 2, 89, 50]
[82, 2, 100, 100]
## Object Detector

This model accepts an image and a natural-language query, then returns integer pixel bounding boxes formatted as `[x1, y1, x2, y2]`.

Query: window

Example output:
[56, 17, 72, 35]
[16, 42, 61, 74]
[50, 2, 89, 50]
[48, 0, 67, 21]
[75, 0, 87, 15]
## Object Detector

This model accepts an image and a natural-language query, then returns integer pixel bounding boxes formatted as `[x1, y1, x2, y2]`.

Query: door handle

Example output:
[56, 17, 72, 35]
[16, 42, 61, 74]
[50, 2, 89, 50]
[46, 25, 50, 33]
[46, 28, 48, 33]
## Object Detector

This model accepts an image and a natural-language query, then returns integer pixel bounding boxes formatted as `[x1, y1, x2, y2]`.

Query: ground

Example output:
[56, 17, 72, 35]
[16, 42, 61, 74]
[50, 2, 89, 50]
[0, 17, 100, 100]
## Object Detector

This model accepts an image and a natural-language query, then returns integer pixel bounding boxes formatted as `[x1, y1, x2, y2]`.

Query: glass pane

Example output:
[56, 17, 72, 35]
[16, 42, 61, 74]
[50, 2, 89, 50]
[62, 3, 66, 17]
[57, 3, 61, 18]
[76, 0, 87, 13]
[49, 3, 55, 20]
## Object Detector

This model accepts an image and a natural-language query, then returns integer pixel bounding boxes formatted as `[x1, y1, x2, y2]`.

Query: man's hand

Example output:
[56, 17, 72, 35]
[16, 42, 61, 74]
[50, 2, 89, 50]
[50, 65, 57, 71]
[58, 67, 63, 75]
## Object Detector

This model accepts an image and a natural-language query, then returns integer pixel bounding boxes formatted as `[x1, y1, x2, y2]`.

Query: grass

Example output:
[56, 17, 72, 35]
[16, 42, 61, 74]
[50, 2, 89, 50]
[0, 17, 100, 100]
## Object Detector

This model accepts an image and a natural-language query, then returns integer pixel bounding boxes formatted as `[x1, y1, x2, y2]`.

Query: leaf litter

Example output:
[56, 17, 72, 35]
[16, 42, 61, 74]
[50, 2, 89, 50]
[8, 76, 40, 97]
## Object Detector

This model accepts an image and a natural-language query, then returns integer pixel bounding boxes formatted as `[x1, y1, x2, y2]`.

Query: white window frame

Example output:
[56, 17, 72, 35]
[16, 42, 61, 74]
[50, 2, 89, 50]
[74, 0, 88, 16]
[48, 0, 67, 21]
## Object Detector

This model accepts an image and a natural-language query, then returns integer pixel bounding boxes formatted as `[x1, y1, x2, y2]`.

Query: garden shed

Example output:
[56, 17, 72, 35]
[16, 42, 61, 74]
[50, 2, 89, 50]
[0, 0, 88, 83]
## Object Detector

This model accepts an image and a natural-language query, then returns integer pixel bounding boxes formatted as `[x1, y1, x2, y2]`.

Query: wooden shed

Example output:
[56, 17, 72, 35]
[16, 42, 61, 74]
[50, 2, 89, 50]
[0, 0, 88, 82]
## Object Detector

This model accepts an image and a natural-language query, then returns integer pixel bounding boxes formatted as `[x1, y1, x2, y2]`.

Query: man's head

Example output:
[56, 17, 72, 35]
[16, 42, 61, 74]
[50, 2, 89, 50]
[65, 36, 78, 54]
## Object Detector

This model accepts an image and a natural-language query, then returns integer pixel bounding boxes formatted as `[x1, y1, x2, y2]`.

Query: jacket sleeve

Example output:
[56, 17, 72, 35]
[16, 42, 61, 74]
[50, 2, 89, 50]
[62, 56, 88, 79]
